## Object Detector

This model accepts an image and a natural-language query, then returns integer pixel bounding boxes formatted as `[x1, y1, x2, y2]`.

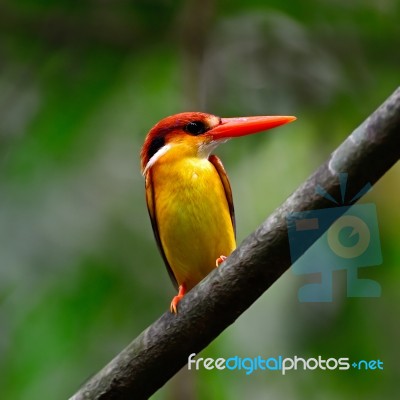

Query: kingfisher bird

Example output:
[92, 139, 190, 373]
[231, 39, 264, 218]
[141, 112, 296, 313]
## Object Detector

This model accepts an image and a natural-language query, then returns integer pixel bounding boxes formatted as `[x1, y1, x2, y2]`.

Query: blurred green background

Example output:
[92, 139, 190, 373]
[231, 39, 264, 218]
[0, 0, 399, 399]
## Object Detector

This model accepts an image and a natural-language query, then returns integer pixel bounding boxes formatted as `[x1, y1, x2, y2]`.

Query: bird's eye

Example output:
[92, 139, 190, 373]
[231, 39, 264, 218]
[184, 121, 207, 135]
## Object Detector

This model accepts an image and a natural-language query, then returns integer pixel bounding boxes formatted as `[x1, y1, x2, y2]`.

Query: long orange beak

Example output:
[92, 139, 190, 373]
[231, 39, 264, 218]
[207, 115, 296, 139]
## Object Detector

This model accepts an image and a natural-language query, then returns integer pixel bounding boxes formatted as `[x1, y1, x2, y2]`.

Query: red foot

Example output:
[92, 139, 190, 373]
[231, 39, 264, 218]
[216, 255, 227, 267]
[170, 284, 186, 314]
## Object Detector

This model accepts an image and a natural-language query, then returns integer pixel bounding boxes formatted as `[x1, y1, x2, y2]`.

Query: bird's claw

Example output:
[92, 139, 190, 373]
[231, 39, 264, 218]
[216, 255, 227, 267]
[170, 284, 186, 314]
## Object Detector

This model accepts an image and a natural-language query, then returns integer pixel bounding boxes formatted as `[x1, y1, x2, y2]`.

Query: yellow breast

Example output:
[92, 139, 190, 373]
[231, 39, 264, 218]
[152, 149, 236, 290]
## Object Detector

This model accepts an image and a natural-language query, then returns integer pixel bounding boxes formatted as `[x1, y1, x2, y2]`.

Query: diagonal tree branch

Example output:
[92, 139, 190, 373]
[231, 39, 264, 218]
[70, 87, 400, 400]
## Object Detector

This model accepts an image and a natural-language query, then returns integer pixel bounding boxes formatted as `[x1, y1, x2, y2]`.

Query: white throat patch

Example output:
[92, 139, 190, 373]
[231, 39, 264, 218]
[198, 139, 229, 158]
